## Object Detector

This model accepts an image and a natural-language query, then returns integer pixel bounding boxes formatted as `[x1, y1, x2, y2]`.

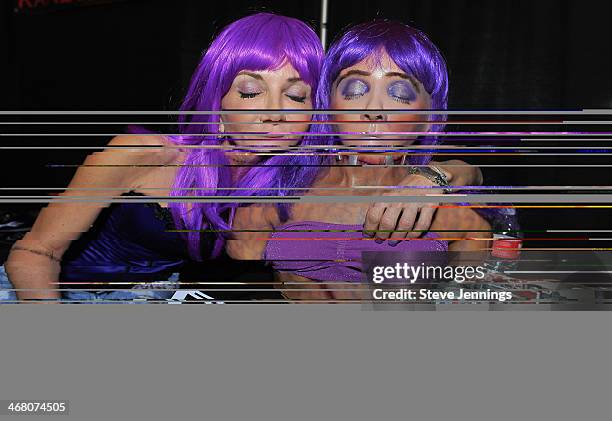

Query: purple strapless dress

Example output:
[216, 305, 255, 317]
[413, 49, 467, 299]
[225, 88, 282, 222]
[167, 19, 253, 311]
[264, 221, 448, 283]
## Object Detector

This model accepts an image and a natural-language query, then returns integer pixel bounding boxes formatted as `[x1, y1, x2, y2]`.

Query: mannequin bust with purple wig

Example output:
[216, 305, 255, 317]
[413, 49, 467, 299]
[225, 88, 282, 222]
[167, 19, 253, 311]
[228, 20, 496, 301]
[2, 12, 325, 302]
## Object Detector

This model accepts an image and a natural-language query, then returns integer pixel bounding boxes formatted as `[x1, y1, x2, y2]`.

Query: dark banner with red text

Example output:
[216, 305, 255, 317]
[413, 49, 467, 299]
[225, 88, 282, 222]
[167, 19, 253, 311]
[14, 0, 128, 14]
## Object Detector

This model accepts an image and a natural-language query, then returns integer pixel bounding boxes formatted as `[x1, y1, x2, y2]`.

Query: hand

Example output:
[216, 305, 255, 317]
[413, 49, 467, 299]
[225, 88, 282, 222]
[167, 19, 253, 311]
[363, 170, 451, 245]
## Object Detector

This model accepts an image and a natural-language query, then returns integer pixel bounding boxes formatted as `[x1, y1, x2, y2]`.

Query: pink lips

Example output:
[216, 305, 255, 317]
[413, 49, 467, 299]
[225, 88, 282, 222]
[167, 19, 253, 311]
[355, 154, 388, 165]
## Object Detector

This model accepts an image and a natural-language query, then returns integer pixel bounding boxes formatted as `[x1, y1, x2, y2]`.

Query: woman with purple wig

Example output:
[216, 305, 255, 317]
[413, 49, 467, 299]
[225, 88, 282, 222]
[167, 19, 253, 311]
[228, 20, 502, 301]
[1, 12, 326, 302]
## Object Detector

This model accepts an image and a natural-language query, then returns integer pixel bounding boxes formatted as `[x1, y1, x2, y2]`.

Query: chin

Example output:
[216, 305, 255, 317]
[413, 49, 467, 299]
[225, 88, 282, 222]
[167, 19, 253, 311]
[232, 139, 298, 149]
[341, 140, 413, 150]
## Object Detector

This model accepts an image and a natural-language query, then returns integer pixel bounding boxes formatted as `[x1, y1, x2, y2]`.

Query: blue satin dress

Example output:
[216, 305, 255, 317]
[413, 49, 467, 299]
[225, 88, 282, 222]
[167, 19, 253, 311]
[0, 192, 193, 303]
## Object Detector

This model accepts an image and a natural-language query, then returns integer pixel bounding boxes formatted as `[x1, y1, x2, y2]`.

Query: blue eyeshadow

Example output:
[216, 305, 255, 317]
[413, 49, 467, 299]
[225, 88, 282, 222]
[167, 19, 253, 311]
[340, 79, 369, 97]
[387, 80, 417, 103]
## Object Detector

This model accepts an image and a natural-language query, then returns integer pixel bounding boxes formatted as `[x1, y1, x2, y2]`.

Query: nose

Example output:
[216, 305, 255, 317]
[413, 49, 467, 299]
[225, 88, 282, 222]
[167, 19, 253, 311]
[261, 93, 285, 124]
[360, 94, 387, 122]
[361, 112, 386, 122]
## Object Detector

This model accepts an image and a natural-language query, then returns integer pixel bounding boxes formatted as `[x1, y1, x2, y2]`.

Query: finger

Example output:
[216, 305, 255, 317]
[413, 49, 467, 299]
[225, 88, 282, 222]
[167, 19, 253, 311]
[411, 205, 437, 238]
[377, 206, 403, 241]
[364, 203, 386, 237]
[389, 206, 418, 243]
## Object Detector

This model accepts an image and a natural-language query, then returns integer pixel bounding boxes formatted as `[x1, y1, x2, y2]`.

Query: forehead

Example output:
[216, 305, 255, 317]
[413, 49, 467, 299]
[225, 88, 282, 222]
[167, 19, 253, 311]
[339, 50, 403, 75]
[237, 61, 303, 81]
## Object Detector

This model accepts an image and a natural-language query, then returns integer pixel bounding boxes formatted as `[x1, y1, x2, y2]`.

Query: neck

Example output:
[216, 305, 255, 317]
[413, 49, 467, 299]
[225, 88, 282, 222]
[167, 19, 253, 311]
[223, 140, 261, 184]
[334, 153, 407, 187]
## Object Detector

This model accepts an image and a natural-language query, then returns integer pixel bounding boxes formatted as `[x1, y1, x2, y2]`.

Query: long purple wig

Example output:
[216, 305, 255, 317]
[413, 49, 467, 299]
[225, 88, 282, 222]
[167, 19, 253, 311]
[170, 12, 324, 259]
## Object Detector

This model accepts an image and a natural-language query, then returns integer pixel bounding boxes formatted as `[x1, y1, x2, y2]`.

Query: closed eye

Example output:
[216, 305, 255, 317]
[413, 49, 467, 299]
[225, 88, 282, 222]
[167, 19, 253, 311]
[239, 91, 261, 99]
[387, 81, 417, 104]
[339, 78, 369, 100]
[286, 94, 307, 103]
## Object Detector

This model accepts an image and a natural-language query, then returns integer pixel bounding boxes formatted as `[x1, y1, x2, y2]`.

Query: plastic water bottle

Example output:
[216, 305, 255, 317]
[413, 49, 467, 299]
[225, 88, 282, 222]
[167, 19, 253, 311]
[482, 208, 523, 277]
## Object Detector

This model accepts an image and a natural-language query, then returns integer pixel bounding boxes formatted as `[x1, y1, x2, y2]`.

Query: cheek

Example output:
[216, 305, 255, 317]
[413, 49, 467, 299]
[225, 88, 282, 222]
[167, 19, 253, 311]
[329, 101, 360, 136]
[331, 94, 364, 110]
[221, 93, 264, 111]
[281, 110, 311, 142]
[386, 114, 422, 132]
[383, 97, 431, 133]
[285, 121, 309, 134]
[221, 114, 254, 133]
[221, 95, 261, 132]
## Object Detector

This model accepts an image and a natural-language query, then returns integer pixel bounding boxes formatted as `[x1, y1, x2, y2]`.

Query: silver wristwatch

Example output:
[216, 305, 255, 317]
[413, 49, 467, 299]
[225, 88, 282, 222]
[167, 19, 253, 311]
[407, 165, 453, 194]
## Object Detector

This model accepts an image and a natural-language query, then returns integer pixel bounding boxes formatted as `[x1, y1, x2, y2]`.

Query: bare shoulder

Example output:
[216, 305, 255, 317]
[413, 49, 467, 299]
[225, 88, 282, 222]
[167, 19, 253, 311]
[98, 135, 183, 187]
[107, 134, 182, 166]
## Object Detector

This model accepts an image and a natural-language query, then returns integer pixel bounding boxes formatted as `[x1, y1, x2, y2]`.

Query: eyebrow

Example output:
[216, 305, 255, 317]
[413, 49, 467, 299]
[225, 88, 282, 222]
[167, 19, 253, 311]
[386, 72, 421, 93]
[236, 72, 304, 84]
[334, 70, 421, 93]
[334, 70, 370, 87]
[237, 71, 264, 81]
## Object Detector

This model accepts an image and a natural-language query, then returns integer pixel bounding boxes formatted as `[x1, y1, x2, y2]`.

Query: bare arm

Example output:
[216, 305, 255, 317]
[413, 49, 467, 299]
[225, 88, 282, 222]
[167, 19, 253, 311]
[431, 206, 492, 264]
[364, 159, 483, 242]
[4, 135, 165, 301]
[225, 205, 278, 260]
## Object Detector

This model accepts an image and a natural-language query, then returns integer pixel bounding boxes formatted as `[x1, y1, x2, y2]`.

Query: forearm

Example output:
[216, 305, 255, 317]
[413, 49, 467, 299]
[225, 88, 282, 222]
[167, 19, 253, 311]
[431, 207, 491, 240]
[435, 208, 492, 265]
[5, 249, 62, 301]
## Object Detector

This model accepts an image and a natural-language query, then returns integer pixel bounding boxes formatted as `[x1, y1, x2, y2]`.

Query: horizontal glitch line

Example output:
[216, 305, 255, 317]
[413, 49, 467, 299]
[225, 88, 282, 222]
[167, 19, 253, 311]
[0, 120, 579, 124]
[4, 132, 612, 136]
[45, 164, 612, 168]
[4, 195, 612, 203]
[3, 109, 611, 115]
[5, 145, 612, 150]
[4, 186, 612, 191]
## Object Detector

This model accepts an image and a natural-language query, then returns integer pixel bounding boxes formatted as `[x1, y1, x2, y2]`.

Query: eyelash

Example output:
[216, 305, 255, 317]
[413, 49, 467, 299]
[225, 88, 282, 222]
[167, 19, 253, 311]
[286, 94, 307, 103]
[391, 96, 412, 104]
[239, 91, 261, 99]
[238, 92, 306, 103]
[343, 93, 365, 101]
